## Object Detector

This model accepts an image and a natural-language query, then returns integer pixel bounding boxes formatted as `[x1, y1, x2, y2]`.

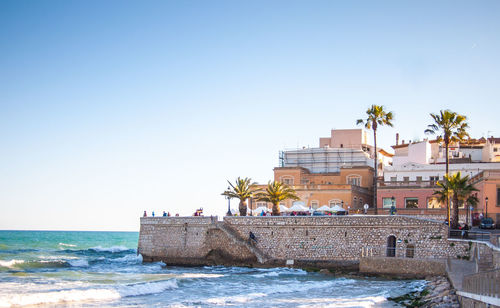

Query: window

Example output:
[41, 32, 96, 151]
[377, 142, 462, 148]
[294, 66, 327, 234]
[256, 202, 267, 208]
[406, 244, 415, 258]
[390, 177, 397, 182]
[494, 148, 498, 152]
[347, 175, 361, 186]
[329, 199, 342, 207]
[383, 198, 394, 208]
[403, 177, 410, 182]
[405, 198, 418, 209]
[311, 201, 319, 209]
[416, 176, 422, 182]
[497, 188, 500, 206]
[427, 197, 441, 209]
[281, 177, 294, 185]
[301, 179, 309, 185]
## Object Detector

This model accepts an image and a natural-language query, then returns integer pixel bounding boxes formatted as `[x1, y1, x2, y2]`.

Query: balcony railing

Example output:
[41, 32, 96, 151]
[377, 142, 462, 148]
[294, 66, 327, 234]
[378, 180, 439, 188]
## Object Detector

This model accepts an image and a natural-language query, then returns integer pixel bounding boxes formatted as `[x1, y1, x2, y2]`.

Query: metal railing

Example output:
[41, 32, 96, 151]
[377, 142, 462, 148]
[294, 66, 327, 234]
[378, 180, 439, 188]
[463, 269, 500, 298]
[448, 229, 491, 242]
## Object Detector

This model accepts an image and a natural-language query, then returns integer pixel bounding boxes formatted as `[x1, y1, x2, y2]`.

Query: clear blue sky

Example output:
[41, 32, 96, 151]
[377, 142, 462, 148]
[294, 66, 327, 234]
[1, 0, 499, 231]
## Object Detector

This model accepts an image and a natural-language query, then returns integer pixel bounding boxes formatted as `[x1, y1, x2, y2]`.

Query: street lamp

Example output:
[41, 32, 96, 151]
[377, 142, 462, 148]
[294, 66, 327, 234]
[390, 196, 396, 215]
[226, 186, 232, 216]
[485, 197, 489, 219]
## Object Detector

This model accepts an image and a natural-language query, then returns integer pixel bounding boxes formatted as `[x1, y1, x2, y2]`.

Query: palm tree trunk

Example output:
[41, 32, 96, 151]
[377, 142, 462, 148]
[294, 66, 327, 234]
[451, 194, 459, 229]
[445, 140, 450, 225]
[272, 203, 280, 216]
[373, 128, 378, 214]
[239, 200, 247, 216]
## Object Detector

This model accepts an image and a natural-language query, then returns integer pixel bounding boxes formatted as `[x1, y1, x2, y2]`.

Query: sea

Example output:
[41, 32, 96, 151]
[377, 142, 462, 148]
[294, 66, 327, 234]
[0, 230, 426, 307]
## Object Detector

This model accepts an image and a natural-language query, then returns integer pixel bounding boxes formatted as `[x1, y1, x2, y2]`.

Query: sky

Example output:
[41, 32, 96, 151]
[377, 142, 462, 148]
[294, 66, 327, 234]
[1, 0, 499, 231]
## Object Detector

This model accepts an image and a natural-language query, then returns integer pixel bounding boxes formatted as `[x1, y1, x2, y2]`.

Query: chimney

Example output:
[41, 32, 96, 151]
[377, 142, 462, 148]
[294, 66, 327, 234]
[396, 133, 399, 145]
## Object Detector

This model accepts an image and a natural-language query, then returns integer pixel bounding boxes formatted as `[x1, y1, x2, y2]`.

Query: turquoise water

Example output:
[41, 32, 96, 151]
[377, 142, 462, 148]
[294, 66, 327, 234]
[0, 230, 424, 307]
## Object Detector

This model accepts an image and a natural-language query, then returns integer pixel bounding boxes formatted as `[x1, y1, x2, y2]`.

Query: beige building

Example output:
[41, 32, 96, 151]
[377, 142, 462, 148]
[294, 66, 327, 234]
[251, 129, 392, 213]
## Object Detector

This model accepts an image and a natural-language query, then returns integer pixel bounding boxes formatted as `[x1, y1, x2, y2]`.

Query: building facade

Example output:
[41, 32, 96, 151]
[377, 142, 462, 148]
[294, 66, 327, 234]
[251, 129, 392, 213]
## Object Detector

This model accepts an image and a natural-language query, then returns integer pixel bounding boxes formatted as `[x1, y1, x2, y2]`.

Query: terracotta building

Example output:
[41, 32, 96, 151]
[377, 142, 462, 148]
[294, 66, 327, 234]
[250, 129, 392, 213]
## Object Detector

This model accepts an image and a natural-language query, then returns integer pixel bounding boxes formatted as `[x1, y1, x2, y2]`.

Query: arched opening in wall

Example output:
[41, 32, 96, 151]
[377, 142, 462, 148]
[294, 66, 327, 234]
[386, 235, 396, 257]
[406, 244, 415, 258]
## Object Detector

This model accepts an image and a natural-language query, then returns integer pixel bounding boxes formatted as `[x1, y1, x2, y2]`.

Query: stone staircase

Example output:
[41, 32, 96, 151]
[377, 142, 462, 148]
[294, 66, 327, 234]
[215, 222, 268, 264]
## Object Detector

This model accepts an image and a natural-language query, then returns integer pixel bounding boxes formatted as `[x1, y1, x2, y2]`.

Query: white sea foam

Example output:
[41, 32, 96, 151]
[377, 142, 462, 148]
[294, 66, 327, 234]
[58, 243, 76, 247]
[205, 293, 267, 305]
[117, 279, 178, 297]
[110, 254, 143, 263]
[90, 246, 131, 253]
[178, 273, 224, 279]
[252, 271, 280, 278]
[277, 295, 387, 307]
[0, 280, 178, 307]
[0, 260, 24, 268]
[68, 259, 89, 267]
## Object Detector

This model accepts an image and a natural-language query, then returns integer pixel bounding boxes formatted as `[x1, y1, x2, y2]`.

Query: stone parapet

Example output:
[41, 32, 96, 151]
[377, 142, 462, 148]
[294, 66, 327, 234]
[138, 216, 472, 268]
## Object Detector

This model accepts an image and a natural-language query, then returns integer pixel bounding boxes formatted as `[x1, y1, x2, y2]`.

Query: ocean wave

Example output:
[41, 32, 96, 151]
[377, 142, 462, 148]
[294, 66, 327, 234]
[0, 280, 178, 307]
[67, 259, 89, 267]
[90, 246, 133, 253]
[110, 254, 143, 263]
[178, 273, 224, 279]
[58, 243, 76, 247]
[0, 260, 25, 268]
[0, 258, 90, 270]
[204, 293, 267, 305]
[276, 295, 387, 307]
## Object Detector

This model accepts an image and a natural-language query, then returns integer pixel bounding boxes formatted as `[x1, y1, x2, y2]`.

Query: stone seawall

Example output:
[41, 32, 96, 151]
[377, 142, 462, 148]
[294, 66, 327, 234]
[138, 215, 471, 269]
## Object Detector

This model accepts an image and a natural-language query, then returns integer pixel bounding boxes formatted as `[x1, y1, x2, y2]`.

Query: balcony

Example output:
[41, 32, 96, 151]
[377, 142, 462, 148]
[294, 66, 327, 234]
[378, 180, 439, 189]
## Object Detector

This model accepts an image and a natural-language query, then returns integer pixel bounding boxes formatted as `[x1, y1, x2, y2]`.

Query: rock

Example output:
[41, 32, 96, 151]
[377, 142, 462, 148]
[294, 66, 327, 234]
[319, 269, 331, 275]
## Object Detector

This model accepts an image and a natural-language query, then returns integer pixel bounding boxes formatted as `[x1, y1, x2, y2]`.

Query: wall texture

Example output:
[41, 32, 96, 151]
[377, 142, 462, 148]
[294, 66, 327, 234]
[359, 257, 446, 277]
[138, 215, 471, 269]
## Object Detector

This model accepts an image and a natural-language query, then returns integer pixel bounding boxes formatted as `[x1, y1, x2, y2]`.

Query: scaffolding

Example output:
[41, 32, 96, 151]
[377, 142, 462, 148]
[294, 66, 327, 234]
[280, 147, 373, 173]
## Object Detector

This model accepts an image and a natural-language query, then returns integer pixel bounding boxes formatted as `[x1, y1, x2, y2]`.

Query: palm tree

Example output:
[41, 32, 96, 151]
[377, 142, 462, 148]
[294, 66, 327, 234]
[434, 172, 477, 229]
[425, 110, 470, 224]
[255, 181, 299, 216]
[356, 105, 394, 214]
[222, 177, 257, 216]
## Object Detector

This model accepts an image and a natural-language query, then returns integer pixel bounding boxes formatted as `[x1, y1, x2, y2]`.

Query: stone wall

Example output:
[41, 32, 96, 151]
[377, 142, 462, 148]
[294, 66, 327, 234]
[138, 215, 471, 268]
[359, 257, 446, 277]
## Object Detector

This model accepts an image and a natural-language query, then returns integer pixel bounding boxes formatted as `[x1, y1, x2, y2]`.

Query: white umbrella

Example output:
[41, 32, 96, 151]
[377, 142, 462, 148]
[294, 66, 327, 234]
[330, 205, 346, 212]
[316, 205, 332, 212]
[254, 206, 269, 214]
[280, 204, 292, 212]
[289, 203, 310, 212]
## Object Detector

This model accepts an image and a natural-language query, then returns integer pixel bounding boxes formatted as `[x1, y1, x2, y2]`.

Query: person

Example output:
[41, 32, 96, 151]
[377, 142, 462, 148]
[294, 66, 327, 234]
[168, 212, 171, 217]
[260, 210, 265, 216]
[143, 211, 147, 217]
[152, 211, 155, 217]
[249, 231, 257, 245]
[461, 223, 469, 238]
[175, 213, 179, 216]
[162, 211, 167, 217]
[390, 205, 397, 215]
